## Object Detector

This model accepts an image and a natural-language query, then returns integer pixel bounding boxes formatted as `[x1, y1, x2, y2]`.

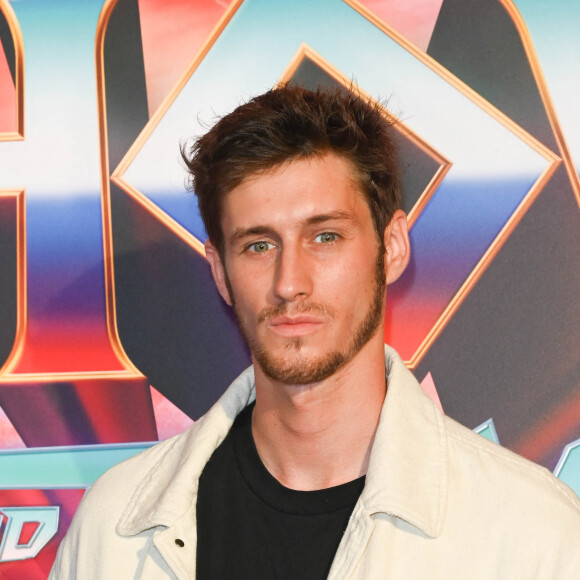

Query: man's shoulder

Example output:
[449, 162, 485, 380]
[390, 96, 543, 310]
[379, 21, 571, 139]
[443, 414, 580, 528]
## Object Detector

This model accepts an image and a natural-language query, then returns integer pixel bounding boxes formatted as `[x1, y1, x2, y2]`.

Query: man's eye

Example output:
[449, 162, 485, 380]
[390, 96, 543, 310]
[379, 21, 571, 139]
[248, 241, 274, 253]
[314, 232, 338, 243]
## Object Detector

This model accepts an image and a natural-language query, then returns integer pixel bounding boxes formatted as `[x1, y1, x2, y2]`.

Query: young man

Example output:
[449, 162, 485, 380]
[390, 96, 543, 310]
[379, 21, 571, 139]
[51, 86, 580, 578]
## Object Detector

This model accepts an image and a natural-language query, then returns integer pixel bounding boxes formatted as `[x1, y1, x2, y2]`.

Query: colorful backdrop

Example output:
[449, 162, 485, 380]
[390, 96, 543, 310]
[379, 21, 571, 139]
[0, 0, 579, 576]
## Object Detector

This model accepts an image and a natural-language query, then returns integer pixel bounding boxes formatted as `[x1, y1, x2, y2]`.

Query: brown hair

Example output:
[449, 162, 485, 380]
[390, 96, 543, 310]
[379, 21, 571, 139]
[181, 84, 400, 257]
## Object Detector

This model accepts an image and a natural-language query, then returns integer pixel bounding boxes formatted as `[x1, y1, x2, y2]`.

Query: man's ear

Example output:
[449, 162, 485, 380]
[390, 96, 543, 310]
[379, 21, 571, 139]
[205, 241, 232, 306]
[384, 209, 410, 285]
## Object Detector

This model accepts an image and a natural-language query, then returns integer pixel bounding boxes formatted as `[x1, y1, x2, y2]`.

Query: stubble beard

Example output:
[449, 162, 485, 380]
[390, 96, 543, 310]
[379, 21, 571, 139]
[226, 249, 386, 385]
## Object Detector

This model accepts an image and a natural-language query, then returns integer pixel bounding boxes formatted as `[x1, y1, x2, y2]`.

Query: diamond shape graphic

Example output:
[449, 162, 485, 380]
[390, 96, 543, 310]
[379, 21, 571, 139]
[111, 0, 558, 367]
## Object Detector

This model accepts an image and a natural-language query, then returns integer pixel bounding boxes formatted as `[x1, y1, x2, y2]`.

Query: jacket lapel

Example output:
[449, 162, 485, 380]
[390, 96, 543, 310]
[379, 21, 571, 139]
[116, 366, 256, 578]
[362, 346, 448, 538]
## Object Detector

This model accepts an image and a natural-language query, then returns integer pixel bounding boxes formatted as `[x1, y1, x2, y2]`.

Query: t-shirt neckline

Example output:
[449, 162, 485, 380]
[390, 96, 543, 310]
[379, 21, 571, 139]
[233, 402, 366, 516]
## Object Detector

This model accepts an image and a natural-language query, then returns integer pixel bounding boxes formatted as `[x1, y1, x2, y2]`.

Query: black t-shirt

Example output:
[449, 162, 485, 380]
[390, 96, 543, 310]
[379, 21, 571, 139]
[196, 403, 365, 579]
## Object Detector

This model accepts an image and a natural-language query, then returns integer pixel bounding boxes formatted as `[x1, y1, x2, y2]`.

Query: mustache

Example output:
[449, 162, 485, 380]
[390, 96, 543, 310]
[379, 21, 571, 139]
[257, 302, 336, 324]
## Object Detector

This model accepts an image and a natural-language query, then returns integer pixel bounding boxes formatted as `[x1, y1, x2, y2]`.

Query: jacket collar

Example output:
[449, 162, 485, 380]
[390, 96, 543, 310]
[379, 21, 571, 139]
[117, 366, 256, 537]
[117, 347, 447, 539]
[362, 345, 448, 538]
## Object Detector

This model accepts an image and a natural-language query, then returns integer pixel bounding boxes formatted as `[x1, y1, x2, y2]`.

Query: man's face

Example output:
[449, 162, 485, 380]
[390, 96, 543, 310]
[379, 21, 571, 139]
[209, 153, 388, 385]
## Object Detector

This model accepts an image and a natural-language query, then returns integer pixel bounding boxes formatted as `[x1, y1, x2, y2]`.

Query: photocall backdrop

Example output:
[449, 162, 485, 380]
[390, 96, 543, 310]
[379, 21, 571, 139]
[0, 0, 578, 576]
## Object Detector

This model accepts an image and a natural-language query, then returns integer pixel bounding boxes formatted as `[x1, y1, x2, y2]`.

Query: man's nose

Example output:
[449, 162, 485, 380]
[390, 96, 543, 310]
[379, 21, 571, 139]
[273, 243, 313, 302]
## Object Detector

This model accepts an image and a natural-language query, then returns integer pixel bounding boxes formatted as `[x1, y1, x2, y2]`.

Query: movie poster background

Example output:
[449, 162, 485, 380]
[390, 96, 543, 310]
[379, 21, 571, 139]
[0, 0, 578, 576]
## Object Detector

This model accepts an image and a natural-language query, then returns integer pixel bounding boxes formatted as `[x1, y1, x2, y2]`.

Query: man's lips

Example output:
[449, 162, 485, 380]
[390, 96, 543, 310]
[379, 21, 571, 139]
[267, 315, 325, 337]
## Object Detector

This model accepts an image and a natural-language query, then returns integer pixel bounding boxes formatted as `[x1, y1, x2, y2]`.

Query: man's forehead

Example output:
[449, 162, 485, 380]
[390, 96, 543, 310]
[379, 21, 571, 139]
[221, 153, 370, 219]
[222, 183, 371, 244]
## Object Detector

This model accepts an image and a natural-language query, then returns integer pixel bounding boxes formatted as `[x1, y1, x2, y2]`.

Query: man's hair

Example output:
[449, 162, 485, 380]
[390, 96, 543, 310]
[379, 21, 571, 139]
[182, 84, 400, 257]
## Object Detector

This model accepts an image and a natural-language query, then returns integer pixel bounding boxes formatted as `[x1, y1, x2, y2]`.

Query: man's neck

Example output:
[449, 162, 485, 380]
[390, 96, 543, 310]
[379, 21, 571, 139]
[251, 339, 386, 491]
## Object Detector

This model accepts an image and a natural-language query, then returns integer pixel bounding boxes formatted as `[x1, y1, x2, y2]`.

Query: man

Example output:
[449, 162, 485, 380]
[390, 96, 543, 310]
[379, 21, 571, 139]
[50, 86, 580, 578]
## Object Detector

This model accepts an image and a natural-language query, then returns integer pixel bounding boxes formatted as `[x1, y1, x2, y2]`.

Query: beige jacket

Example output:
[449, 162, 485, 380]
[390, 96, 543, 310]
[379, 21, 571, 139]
[50, 347, 580, 579]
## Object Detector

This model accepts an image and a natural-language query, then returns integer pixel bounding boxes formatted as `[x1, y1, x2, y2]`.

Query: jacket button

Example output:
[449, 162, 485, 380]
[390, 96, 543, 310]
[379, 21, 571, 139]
[175, 539, 185, 547]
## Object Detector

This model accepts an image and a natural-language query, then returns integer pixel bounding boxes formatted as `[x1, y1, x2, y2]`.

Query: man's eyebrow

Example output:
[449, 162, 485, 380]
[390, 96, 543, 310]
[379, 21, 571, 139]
[303, 211, 355, 226]
[230, 212, 355, 242]
[231, 225, 274, 242]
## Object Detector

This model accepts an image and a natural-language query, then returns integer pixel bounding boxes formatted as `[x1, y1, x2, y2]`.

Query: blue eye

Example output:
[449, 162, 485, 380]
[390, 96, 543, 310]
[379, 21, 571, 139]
[315, 232, 338, 243]
[248, 241, 274, 253]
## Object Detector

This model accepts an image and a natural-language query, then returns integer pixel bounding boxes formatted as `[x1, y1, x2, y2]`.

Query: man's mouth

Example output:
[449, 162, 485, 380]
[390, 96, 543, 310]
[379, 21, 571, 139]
[267, 315, 325, 337]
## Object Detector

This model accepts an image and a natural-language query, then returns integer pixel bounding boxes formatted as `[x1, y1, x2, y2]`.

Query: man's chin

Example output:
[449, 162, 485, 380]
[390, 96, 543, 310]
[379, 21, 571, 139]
[254, 348, 347, 386]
